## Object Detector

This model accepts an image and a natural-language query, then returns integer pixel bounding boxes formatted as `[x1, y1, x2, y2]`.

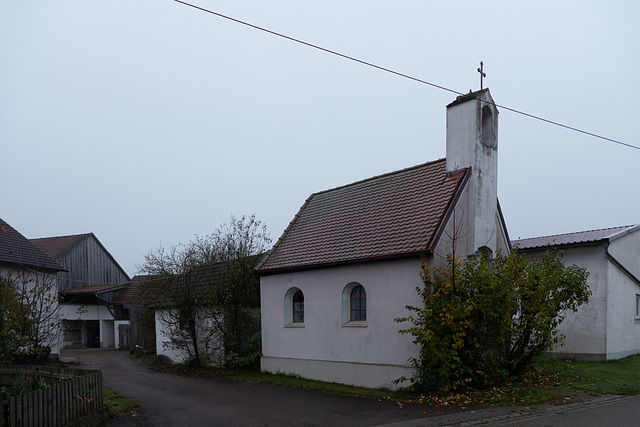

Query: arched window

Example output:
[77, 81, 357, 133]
[284, 287, 305, 326]
[350, 285, 366, 321]
[481, 105, 496, 148]
[342, 282, 367, 326]
[292, 290, 304, 323]
[477, 245, 493, 259]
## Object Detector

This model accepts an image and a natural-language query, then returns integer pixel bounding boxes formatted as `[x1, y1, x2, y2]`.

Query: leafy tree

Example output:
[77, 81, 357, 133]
[140, 215, 270, 368]
[396, 249, 590, 393]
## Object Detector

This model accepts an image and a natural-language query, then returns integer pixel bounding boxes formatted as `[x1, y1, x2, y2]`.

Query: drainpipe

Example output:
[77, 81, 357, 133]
[604, 241, 640, 286]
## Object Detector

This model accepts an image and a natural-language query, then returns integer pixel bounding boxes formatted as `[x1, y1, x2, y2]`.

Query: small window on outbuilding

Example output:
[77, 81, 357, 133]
[635, 294, 640, 319]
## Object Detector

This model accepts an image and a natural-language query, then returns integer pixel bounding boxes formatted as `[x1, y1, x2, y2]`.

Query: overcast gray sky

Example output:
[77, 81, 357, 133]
[2, 1, 638, 276]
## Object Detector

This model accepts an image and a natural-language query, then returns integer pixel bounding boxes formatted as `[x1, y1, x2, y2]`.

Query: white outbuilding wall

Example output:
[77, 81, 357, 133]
[533, 228, 640, 361]
[155, 308, 225, 365]
[604, 230, 640, 359]
[59, 303, 115, 349]
[544, 246, 608, 359]
[0, 267, 63, 356]
[155, 308, 190, 363]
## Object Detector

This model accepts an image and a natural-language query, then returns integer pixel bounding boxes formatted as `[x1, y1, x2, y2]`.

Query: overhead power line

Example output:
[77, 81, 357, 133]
[174, 0, 639, 151]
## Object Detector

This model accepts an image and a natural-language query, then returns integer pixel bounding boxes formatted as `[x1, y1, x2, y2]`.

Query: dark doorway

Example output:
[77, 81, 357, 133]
[86, 320, 100, 348]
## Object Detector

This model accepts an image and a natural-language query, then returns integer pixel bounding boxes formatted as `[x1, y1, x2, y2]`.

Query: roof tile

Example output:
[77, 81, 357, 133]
[257, 159, 467, 273]
[62, 284, 125, 294]
[30, 234, 92, 259]
[0, 218, 66, 271]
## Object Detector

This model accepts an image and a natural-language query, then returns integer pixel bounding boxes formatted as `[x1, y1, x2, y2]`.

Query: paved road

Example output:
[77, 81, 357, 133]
[63, 349, 640, 426]
[64, 349, 476, 426]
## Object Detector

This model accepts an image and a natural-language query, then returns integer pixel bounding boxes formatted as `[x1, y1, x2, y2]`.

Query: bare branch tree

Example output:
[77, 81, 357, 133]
[0, 266, 61, 362]
[139, 215, 270, 368]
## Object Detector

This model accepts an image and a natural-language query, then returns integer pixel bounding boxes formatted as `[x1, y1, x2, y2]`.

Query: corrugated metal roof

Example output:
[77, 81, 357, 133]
[0, 218, 66, 271]
[513, 225, 640, 250]
[257, 159, 468, 273]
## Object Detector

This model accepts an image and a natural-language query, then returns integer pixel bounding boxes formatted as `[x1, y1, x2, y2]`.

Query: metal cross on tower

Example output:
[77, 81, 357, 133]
[477, 61, 486, 89]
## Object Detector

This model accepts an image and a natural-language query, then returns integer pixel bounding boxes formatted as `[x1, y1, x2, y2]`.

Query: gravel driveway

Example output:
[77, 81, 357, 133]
[63, 349, 472, 426]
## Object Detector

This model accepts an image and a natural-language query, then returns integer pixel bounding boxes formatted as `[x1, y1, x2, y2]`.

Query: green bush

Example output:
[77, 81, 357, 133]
[396, 249, 590, 393]
[224, 330, 261, 369]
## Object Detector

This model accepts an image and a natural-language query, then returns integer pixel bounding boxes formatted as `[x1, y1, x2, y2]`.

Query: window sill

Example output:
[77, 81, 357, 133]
[342, 321, 367, 328]
[285, 322, 305, 328]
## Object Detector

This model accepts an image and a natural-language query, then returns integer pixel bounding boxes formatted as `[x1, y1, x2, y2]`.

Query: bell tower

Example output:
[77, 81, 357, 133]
[445, 88, 499, 256]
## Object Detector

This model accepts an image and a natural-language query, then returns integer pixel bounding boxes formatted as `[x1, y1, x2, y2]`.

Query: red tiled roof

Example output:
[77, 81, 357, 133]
[0, 218, 66, 271]
[30, 234, 92, 259]
[61, 284, 126, 294]
[257, 159, 468, 273]
[513, 225, 640, 250]
[112, 283, 140, 304]
[126, 265, 228, 307]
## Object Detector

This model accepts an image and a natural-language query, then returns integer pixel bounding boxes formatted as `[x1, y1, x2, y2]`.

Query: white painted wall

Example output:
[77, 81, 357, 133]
[608, 228, 640, 279]
[604, 230, 640, 359]
[445, 90, 499, 257]
[544, 246, 609, 360]
[431, 182, 509, 261]
[260, 257, 424, 390]
[155, 308, 224, 365]
[155, 308, 188, 363]
[101, 320, 115, 348]
[114, 320, 129, 349]
[60, 304, 115, 348]
[0, 266, 62, 356]
[60, 304, 113, 321]
[530, 230, 640, 361]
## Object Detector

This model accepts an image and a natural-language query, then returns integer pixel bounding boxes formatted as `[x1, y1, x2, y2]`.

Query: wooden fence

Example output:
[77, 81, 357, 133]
[0, 365, 103, 427]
